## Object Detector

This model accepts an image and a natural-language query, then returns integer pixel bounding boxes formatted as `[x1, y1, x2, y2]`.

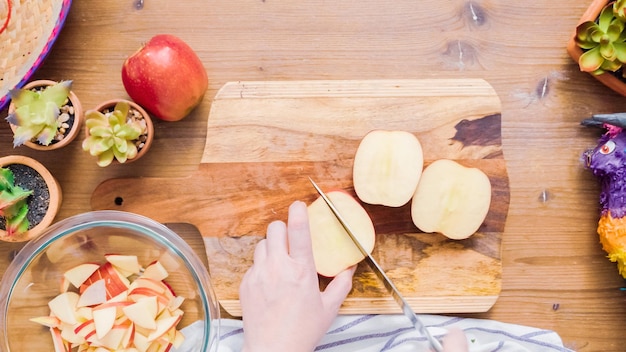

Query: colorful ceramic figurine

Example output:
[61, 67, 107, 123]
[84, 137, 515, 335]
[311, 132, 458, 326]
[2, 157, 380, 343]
[583, 113, 626, 278]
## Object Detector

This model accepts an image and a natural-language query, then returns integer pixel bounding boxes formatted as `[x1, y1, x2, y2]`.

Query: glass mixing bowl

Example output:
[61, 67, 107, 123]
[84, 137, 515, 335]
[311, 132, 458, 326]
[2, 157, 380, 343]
[0, 210, 220, 351]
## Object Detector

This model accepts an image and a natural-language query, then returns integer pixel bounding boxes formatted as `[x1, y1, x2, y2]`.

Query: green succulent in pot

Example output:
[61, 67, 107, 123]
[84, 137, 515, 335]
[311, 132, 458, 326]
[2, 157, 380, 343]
[82, 100, 154, 167]
[6, 80, 83, 149]
[0, 167, 33, 237]
[575, 2, 626, 76]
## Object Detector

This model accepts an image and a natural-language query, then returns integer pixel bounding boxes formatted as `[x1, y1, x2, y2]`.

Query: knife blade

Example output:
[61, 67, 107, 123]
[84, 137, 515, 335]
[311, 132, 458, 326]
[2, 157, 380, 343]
[308, 177, 444, 352]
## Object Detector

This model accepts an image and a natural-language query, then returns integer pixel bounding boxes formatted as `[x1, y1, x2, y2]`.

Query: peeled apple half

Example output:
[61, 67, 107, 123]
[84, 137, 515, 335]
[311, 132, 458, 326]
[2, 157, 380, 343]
[307, 191, 375, 277]
[353, 130, 424, 207]
[411, 159, 491, 240]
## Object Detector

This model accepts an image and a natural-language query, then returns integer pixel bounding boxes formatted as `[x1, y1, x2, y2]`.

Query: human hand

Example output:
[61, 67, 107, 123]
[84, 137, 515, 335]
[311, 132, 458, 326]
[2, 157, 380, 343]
[239, 201, 356, 352]
[441, 328, 469, 352]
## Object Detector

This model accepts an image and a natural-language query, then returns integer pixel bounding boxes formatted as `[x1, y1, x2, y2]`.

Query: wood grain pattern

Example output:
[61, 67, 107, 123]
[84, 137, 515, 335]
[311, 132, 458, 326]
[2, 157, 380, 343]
[91, 79, 508, 316]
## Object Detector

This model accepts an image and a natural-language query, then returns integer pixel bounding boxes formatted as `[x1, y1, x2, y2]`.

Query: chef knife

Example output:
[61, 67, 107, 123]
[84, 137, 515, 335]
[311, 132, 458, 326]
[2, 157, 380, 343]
[308, 177, 444, 352]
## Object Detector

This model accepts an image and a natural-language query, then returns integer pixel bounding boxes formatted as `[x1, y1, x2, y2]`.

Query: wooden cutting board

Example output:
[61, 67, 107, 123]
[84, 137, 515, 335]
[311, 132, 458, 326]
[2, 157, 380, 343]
[91, 79, 508, 316]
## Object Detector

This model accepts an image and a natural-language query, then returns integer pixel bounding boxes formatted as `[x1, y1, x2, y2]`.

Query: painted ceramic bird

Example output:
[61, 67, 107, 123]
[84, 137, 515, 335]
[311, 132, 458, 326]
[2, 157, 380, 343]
[583, 113, 626, 278]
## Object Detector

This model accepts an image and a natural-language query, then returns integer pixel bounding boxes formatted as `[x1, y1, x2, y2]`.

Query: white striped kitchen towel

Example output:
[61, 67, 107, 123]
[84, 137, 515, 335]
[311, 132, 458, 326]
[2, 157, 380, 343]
[209, 314, 574, 351]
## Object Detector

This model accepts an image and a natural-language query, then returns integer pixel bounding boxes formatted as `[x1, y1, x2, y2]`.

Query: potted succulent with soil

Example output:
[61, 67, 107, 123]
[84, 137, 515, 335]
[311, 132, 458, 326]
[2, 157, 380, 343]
[0, 155, 62, 242]
[82, 99, 154, 167]
[567, 0, 626, 96]
[6, 80, 83, 150]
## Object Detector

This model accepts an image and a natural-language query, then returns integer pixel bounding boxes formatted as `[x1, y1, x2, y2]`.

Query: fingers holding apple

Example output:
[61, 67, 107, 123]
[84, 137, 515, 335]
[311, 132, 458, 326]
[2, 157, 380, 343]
[122, 34, 208, 122]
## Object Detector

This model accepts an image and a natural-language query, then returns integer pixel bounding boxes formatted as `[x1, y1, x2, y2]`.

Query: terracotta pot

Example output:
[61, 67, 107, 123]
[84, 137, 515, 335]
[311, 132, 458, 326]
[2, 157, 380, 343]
[8, 79, 84, 150]
[566, 0, 626, 97]
[0, 155, 62, 242]
[85, 99, 154, 165]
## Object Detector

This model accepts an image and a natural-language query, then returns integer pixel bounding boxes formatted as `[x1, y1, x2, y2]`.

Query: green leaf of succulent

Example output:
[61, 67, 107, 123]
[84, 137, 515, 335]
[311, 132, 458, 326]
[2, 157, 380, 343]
[615, 0, 626, 21]
[36, 124, 57, 146]
[600, 40, 618, 61]
[575, 22, 599, 49]
[85, 110, 107, 123]
[5, 203, 30, 237]
[108, 113, 124, 128]
[6, 106, 28, 126]
[114, 101, 129, 119]
[12, 125, 44, 147]
[579, 46, 605, 72]
[114, 136, 128, 154]
[116, 125, 142, 140]
[599, 4, 616, 32]
[114, 142, 138, 163]
[607, 20, 625, 42]
[0, 168, 15, 190]
[113, 146, 128, 164]
[38, 80, 72, 107]
[89, 126, 114, 138]
[0, 190, 30, 218]
[88, 138, 115, 156]
[126, 143, 138, 160]
[8, 88, 38, 107]
[616, 42, 626, 62]
[0, 167, 33, 236]
[590, 27, 606, 43]
[97, 150, 115, 167]
[600, 57, 623, 72]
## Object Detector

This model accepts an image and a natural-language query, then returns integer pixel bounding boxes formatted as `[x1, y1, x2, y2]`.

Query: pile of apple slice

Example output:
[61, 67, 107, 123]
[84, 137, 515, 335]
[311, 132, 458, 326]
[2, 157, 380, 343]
[31, 254, 186, 352]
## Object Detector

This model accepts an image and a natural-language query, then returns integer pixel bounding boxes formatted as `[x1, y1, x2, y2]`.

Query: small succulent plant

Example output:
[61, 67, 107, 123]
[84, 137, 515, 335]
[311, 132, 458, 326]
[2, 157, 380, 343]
[0, 167, 33, 236]
[6, 81, 73, 147]
[575, 2, 626, 76]
[82, 101, 148, 167]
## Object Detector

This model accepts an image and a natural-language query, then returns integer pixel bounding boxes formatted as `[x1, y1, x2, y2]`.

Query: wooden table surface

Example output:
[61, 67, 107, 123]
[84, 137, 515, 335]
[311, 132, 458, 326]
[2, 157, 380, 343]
[1, 1, 625, 350]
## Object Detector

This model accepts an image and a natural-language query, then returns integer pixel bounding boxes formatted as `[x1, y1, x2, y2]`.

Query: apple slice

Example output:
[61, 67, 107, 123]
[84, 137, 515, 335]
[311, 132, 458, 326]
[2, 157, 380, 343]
[121, 322, 135, 349]
[142, 261, 169, 281]
[167, 295, 185, 311]
[307, 190, 376, 277]
[171, 329, 185, 348]
[133, 331, 151, 351]
[129, 277, 168, 293]
[76, 306, 93, 321]
[92, 304, 117, 339]
[60, 322, 85, 345]
[50, 327, 69, 352]
[29, 315, 61, 328]
[353, 130, 424, 207]
[74, 319, 96, 338]
[123, 296, 159, 330]
[107, 290, 129, 303]
[59, 276, 70, 293]
[48, 291, 80, 325]
[411, 159, 492, 240]
[64, 263, 100, 288]
[105, 254, 141, 277]
[97, 323, 132, 350]
[77, 279, 107, 307]
[83, 262, 131, 299]
[146, 315, 182, 342]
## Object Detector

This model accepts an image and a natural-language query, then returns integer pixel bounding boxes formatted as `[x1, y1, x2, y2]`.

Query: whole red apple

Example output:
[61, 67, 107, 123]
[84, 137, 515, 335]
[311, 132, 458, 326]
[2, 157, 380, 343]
[122, 34, 208, 121]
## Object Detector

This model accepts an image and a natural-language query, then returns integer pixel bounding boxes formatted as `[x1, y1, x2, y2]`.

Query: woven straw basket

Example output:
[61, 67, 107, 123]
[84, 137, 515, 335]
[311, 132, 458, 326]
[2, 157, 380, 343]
[0, 0, 72, 110]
